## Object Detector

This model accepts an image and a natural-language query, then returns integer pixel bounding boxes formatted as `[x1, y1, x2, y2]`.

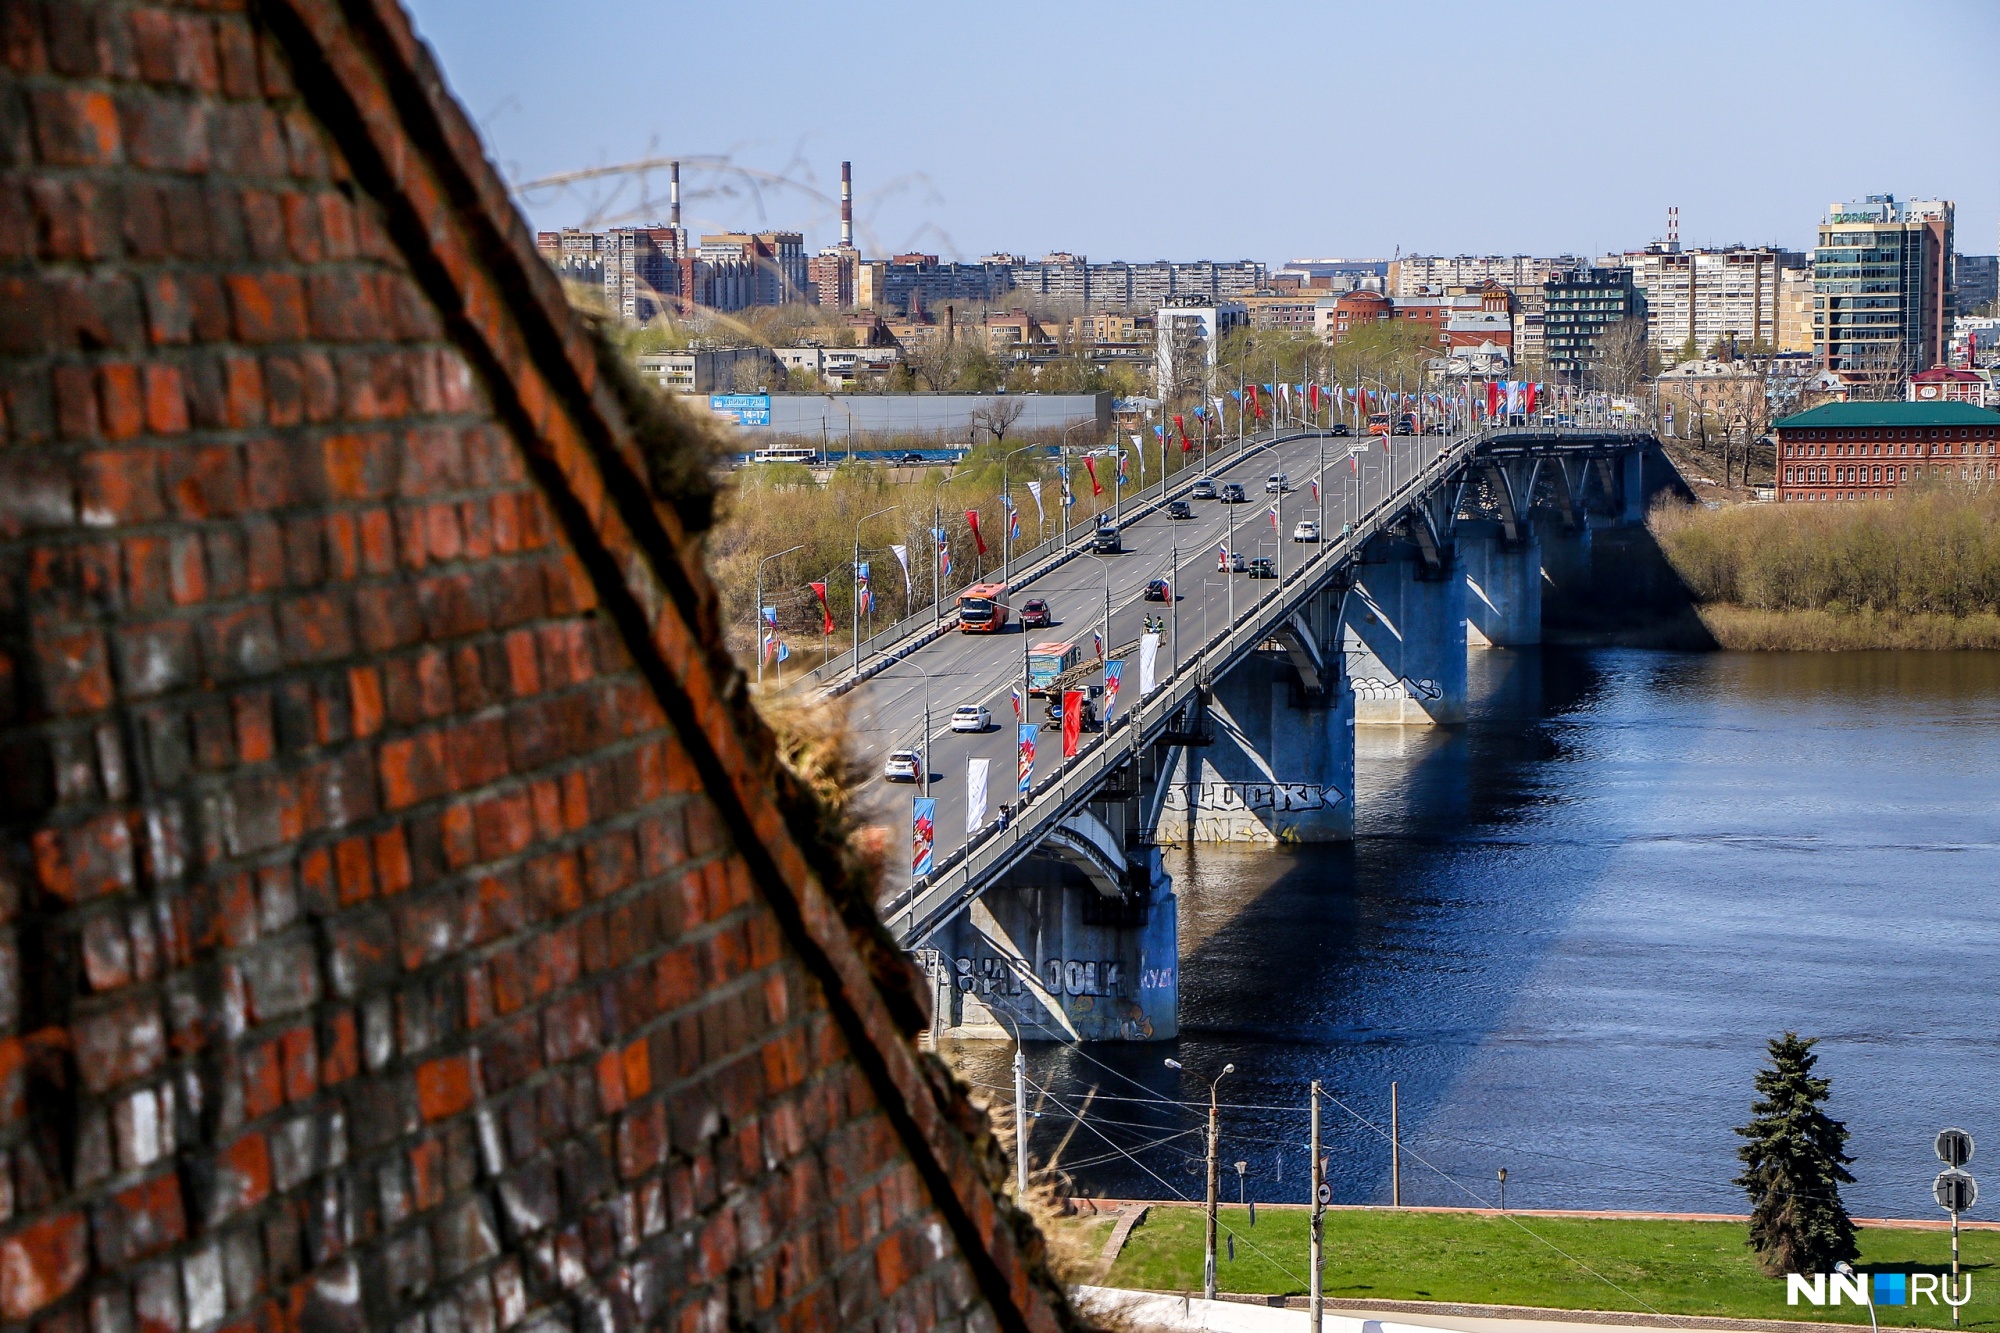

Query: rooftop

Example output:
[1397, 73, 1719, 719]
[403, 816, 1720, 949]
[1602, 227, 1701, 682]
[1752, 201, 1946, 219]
[1774, 401, 2000, 429]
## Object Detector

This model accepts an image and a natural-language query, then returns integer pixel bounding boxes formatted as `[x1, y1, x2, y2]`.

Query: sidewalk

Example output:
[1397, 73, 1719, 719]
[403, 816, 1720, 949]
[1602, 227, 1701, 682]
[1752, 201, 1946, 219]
[1072, 1289, 1874, 1333]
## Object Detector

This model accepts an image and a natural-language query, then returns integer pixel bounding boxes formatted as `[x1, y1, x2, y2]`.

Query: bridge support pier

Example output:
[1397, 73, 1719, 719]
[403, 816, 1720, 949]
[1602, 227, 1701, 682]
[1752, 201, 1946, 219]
[1459, 520, 1542, 648]
[1342, 539, 1467, 724]
[920, 849, 1177, 1042]
[1150, 651, 1354, 844]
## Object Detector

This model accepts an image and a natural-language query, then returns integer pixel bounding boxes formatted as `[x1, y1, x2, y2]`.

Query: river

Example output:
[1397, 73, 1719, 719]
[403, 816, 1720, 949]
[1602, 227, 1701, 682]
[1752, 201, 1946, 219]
[946, 648, 2000, 1220]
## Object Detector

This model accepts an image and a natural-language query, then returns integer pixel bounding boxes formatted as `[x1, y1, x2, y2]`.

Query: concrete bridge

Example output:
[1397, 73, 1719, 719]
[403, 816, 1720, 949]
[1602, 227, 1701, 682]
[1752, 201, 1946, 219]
[829, 414, 1677, 1043]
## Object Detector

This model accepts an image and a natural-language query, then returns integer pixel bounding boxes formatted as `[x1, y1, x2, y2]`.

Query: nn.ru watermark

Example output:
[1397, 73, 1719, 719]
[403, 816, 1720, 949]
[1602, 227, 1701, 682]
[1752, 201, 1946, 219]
[1788, 1272, 1971, 1308]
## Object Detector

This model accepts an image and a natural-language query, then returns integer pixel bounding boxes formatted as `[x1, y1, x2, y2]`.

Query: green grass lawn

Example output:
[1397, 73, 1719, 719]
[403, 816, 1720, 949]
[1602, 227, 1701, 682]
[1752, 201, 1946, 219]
[1103, 1208, 1996, 1327]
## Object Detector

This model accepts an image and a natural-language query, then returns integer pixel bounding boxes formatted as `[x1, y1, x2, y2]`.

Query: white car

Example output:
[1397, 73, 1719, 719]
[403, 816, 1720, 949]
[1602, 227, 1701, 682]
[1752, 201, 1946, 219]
[1265, 473, 1289, 493]
[1292, 519, 1321, 543]
[1218, 550, 1246, 573]
[883, 750, 922, 782]
[951, 704, 991, 733]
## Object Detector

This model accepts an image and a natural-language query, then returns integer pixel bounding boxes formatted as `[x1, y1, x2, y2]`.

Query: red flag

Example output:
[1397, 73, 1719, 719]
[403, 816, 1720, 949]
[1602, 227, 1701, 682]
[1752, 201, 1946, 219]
[1486, 382, 1500, 417]
[1061, 690, 1083, 758]
[1523, 382, 1539, 415]
[964, 509, 987, 556]
[1174, 414, 1190, 451]
[1083, 456, 1103, 496]
[809, 582, 834, 635]
[1245, 384, 1259, 408]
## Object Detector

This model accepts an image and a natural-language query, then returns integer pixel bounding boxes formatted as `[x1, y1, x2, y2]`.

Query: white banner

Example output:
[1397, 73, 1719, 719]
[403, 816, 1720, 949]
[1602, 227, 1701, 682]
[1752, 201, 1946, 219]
[1139, 632, 1161, 694]
[1026, 481, 1043, 521]
[966, 758, 990, 834]
[889, 544, 910, 580]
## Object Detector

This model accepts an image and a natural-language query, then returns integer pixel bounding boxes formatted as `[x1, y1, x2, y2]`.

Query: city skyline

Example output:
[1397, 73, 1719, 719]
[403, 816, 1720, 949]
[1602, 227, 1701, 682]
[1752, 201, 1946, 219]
[407, 0, 2000, 264]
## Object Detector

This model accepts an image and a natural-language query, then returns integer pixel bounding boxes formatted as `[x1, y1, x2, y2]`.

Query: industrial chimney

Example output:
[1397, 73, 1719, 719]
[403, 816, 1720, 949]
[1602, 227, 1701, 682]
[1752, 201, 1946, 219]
[840, 160, 853, 249]
[1667, 205, 1679, 252]
[669, 160, 681, 229]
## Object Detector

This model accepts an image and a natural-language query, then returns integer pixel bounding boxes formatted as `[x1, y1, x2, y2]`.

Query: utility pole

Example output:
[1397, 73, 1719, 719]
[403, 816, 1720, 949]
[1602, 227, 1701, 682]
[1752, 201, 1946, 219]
[1390, 1081, 1401, 1207]
[1014, 1045, 1029, 1197]
[1310, 1080, 1324, 1333]
[1205, 1084, 1221, 1300]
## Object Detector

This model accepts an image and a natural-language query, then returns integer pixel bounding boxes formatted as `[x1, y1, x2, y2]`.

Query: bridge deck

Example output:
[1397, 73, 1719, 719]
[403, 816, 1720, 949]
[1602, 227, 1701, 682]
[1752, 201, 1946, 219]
[827, 412, 1654, 946]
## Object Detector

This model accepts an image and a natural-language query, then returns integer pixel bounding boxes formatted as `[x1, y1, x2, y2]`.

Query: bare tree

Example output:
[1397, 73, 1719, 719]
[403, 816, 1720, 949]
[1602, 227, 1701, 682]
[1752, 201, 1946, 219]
[902, 329, 958, 391]
[1590, 315, 1651, 398]
[971, 397, 1025, 443]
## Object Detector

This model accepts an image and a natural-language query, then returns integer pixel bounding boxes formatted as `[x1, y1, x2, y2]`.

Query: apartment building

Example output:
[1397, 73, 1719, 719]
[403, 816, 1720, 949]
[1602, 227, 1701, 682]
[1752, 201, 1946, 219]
[1611, 244, 1804, 358]
[1813, 194, 1954, 385]
[1542, 267, 1644, 377]
[1155, 298, 1249, 399]
[1391, 254, 1581, 298]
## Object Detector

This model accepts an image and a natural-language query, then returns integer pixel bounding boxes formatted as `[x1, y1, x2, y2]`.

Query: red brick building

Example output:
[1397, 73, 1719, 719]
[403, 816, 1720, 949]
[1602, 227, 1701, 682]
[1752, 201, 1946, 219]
[1774, 401, 2000, 501]
[0, 2, 1075, 1330]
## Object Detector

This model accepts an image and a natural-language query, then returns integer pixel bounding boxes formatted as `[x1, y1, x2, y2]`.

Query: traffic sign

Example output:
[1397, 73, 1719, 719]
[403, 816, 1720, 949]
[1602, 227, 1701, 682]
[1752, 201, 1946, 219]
[1935, 1169, 1977, 1214]
[1316, 1182, 1333, 1206]
[1937, 1129, 1975, 1168]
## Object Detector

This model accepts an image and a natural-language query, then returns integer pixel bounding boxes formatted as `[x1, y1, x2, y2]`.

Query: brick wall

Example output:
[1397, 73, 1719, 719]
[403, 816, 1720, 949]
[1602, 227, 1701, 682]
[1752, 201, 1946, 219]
[0, 2, 1069, 1331]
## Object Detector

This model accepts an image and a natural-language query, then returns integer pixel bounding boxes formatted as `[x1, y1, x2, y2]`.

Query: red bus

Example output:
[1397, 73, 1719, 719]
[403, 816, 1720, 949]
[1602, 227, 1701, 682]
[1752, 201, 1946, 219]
[957, 582, 1011, 633]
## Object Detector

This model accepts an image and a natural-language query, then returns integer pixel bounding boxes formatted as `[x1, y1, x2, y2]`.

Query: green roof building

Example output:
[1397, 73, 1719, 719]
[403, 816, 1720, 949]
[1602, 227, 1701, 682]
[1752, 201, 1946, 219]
[1773, 399, 2000, 501]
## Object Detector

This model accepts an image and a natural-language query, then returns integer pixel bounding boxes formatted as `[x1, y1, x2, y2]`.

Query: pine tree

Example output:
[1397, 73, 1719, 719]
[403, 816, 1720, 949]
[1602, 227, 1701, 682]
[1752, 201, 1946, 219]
[1735, 1033, 1858, 1276]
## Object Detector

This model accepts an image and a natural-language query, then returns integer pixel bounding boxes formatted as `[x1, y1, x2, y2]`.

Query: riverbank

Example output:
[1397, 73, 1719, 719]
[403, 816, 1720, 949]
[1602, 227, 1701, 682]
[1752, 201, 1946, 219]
[1077, 1207, 1998, 1327]
[1691, 605, 2000, 651]
[1649, 488, 2000, 650]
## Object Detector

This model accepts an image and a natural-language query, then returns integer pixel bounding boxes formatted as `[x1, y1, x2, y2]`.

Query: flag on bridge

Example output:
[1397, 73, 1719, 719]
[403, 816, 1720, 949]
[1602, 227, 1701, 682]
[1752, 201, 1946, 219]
[1010, 686, 1023, 720]
[965, 758, 989, 835]
[1103, 660, 1125, 725]
[1061, 690, 1084, 758]
[934, 526, 952, 579]
[808, 581, 834, 635]
[855, 561, 873, 615]
[1139, 632, 1161, 694]
[1084, 456, 1103, 496]
[1026, 480, 1044, 522]
[964, 509, 987, 556]
[761, 604, 779, 630]
[1268, 504, 1280, 530]
[1017, 723, 1036, 794]
[1093, 629, 1104, 659]
[912, 798, 936, 876]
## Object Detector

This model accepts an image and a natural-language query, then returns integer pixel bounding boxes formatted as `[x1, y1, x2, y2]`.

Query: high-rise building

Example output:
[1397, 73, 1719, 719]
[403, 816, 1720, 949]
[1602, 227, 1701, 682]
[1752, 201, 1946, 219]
[1614, 245, 1804, 358]
[1542, 267, 1643, 378]
[1812, 194, 1954, 385]
[1155, 297, 1248, 400]
[1956, 254, 1998, 316]
[1777, 266, 1817, 354]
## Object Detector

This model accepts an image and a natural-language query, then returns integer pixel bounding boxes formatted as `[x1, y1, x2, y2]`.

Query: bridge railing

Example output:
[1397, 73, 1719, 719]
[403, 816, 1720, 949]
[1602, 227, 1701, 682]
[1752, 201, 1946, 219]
[878, 416, 1658, 945]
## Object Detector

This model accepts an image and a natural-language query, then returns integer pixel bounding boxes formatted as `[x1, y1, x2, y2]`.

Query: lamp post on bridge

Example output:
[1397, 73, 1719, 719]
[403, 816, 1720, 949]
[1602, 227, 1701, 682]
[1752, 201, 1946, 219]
[852, 505, 898, 675]
[754, 543, 805, 687]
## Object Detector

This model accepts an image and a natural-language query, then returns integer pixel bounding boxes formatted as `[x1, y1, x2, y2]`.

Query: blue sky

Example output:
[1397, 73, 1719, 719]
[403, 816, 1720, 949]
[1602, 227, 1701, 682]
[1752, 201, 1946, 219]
[406, 0, 2000, 264]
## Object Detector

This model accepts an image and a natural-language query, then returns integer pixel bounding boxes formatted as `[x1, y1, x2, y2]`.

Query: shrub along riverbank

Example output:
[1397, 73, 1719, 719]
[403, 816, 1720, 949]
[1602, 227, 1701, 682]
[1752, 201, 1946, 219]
[1651, 486, 2000, 650]
[1087, 1207, 1998, 1325]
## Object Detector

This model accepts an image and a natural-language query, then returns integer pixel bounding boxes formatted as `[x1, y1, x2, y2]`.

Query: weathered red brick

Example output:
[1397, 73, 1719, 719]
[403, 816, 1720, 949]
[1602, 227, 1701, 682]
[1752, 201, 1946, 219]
[414, 1052, 476, 1122]
[0, 1210, 88, 1319]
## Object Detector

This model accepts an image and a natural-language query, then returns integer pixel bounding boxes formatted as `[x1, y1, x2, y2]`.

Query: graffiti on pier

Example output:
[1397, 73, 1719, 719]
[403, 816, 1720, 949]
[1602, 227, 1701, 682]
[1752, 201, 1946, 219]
[1349, 673, 1443, 702]
[910, 948, 1123, 999]
[1160, 782, 1347, 813]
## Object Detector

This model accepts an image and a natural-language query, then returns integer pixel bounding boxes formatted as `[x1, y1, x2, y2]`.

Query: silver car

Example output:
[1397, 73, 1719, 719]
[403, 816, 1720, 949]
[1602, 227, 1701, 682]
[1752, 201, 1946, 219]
[883, 749, 922, 782]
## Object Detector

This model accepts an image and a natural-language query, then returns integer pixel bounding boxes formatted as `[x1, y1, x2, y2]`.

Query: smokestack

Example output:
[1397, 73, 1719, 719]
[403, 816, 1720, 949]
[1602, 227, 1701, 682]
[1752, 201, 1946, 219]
[1667, 205, 1679, 252]
[669, 160, 681, 229]
[840, 160, 853, 249]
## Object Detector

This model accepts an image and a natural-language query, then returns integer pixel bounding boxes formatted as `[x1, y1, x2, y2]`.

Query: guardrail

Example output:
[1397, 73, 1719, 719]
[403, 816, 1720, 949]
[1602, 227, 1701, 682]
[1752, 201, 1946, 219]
[878, 420, 1656, 945]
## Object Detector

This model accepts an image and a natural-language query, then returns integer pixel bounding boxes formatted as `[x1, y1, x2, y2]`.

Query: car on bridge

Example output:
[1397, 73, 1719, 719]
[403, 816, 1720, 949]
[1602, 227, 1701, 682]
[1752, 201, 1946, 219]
[1143, 578, 1171, 601]
[1218, 550, 1245, 572]
[1330, 422, 1352, 437]
[1266, 473, 1289, 492]
[1020, 597, 1054, 629]
[950, 704, 991, 733]
[1090, 523, 1122, 553]
[1394, 414, 1416, 435]
[1190, 477, 1217, 498]
[883, 749, 923, 782]
[899, 451, 925, 464]
[1166, 499, 1193, 519]
[1045, 687, 1101, 730]
[1292, 519, 1320, 542]
[1247, 557, 1276, 579]
[1220, 482, 1247, 503]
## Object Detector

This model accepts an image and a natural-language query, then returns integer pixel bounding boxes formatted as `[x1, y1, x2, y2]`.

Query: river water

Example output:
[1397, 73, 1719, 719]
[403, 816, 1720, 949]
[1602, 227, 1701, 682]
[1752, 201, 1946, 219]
[947, 648, 2000, 1220]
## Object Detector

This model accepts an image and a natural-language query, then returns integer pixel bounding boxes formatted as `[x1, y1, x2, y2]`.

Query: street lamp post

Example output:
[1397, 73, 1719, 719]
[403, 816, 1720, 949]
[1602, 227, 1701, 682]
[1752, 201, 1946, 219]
[1000, 441, 1042, 585]
[852, 505, 898, 675]
[1165, 1057, 1234, 1302]
[1059, 419, 1094, 550]
[1081, 552, 1113, 666]
[754, 543, 805, 687]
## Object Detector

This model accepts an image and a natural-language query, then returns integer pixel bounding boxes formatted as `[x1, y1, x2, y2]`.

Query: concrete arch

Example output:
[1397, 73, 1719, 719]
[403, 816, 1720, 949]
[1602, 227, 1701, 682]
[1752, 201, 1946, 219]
[1042, 811, 1131, 899]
